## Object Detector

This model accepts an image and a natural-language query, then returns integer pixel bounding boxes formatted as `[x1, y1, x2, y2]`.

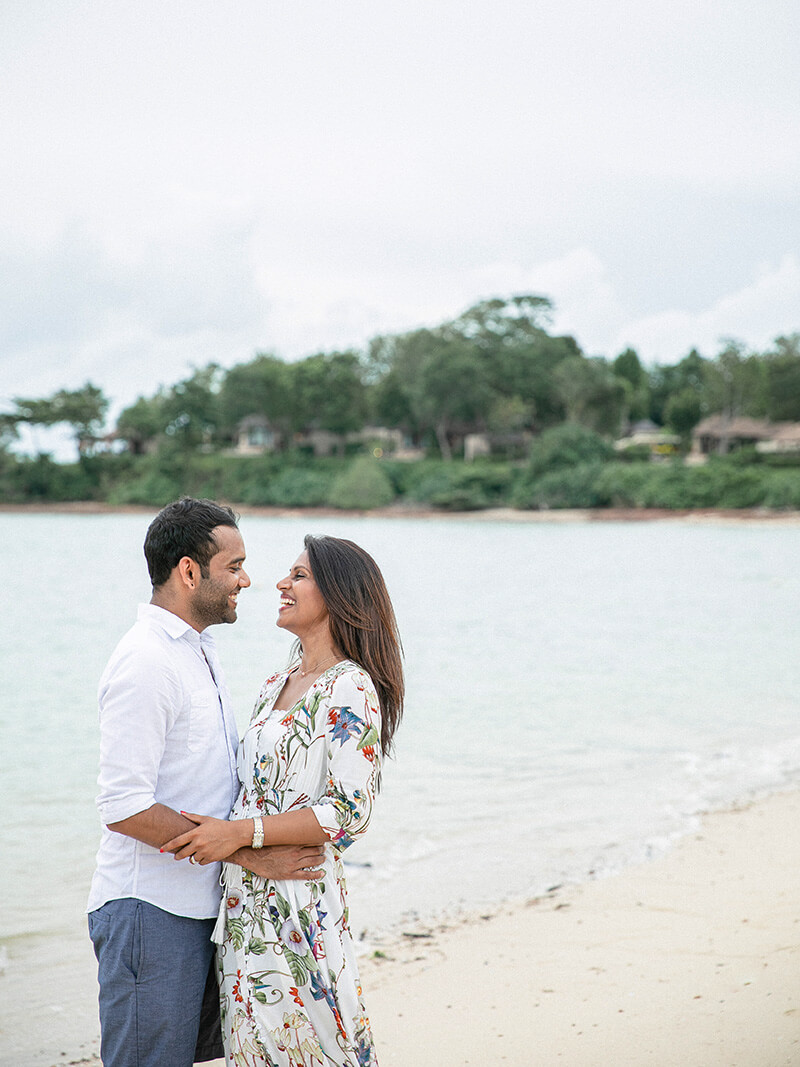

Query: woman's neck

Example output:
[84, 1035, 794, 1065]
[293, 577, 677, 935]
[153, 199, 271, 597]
[296, 630, 341, 676]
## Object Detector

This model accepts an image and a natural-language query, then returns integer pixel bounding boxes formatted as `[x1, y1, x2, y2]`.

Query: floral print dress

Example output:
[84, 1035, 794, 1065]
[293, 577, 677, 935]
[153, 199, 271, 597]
[214, 660, 382, 1067]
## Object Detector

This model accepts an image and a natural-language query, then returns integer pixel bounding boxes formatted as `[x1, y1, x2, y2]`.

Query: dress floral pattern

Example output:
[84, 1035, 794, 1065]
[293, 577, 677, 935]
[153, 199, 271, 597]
[214, 660, 382, 1067]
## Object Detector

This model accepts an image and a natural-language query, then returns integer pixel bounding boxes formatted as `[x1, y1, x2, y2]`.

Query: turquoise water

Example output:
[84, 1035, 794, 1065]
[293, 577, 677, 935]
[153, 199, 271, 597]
[2, 512, 799, 948]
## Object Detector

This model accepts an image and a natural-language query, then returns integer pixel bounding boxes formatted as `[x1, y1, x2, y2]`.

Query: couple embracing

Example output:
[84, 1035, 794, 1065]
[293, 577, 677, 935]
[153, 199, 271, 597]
[87, 497, 404, 1067]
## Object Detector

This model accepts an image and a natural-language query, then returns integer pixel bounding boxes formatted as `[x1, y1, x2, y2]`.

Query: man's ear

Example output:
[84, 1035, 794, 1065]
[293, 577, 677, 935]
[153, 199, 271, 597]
[176, 556, 198, 590]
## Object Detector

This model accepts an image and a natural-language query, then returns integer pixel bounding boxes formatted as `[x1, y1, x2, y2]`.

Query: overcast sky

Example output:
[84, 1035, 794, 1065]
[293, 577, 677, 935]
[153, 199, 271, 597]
[2, 0, 799, 429]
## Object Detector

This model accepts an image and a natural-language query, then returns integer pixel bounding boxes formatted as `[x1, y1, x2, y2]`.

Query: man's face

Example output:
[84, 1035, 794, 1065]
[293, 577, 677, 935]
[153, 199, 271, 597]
[191, 525, 250, 628]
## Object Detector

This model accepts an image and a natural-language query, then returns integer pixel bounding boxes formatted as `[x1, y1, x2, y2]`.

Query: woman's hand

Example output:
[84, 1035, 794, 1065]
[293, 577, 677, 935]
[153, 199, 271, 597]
[160, 812, 252, 865]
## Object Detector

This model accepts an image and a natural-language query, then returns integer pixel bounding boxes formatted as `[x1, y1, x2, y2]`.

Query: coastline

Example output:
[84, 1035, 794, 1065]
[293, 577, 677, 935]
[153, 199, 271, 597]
[2, 500, 800, 524]
[2, 790, 797, 1067]
[363, 789, 800, 1066]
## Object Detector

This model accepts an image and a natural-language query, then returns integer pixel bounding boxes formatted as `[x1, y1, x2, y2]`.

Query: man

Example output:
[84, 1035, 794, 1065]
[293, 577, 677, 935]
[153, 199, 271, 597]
[87, 497, 323, 1067]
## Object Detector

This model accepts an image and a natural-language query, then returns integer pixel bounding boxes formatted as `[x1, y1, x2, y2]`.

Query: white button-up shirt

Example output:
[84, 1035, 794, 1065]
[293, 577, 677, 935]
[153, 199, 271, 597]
[88, 604, 240, 919]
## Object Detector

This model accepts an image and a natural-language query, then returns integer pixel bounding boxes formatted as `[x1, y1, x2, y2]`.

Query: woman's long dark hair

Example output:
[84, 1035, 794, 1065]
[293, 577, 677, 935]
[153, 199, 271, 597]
[303, 534, 404, 759]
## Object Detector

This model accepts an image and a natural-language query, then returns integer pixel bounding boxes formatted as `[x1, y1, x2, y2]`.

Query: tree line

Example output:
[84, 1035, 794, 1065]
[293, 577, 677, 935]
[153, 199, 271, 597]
[5, 294, 800, 462]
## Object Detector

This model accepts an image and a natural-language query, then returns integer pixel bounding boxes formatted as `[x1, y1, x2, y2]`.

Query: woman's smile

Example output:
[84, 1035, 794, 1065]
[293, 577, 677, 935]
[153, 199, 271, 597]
[275, 551, 329, 633]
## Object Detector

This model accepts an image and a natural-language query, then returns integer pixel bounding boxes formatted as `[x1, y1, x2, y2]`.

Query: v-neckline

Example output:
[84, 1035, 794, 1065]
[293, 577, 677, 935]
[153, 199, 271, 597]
[271, 660, 345, 713]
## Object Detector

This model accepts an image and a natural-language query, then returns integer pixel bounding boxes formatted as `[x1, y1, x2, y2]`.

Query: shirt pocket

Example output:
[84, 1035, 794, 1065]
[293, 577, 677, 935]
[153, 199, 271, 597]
[188, 691, 218, 753]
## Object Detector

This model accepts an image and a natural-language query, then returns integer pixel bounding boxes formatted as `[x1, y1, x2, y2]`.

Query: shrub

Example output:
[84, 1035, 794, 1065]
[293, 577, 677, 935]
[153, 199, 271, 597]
[760, 452, 800, 468]
[327, 457, 395, 510]
[593, 464, 652, 507]
[11, 455, 101, 501]
[614, 443, 653, 463]
[412, 463, 513, 510]
[250, 466, 335, 507]
[107, 469, 183, 506]
[512, 463, 610, 509]
[511, 459, 793, 511]
[638, 463, 765, 509]
[761, 469, 800, 509]
[527, 423, 614, 477]
[512, 424, 615, 507]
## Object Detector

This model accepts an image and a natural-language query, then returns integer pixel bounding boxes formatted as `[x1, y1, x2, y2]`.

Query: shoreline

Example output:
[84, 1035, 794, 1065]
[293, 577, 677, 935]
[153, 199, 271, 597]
[362, 789, 800, 1066]
[2, 789, 797, 1066]
[2, 500, 800, 524]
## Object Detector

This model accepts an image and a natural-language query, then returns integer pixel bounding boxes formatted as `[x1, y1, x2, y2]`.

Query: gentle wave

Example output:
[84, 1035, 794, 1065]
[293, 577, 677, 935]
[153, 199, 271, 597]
[2, 513, 799, 946]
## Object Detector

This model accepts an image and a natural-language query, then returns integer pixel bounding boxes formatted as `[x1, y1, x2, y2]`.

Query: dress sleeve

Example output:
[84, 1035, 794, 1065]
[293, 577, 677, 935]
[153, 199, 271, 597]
[309, 668, 382, 851]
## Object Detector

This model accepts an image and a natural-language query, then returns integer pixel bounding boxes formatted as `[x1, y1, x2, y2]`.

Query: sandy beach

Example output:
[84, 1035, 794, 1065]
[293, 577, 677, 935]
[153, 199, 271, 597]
[363, 789, 800, 1067]
[1, 790, 796, 1067]
[3, 501, 800, 526]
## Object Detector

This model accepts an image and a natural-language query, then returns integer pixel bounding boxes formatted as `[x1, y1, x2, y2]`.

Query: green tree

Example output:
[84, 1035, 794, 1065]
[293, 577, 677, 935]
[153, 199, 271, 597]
[703, 339, 767, 422]
[649, 349, 708, 425]
[316, 351, 368, 437]
[217, 353, 293, 443]
[663, 388, 703, 441]
[613, 348, 650, 423]
[162, 366, 222, 448]
[366, 360, 417, 435]
[384, 328, 492, 458]
[365, 295, 579, 448]
[765, 334, 800, 421]
[487, 395, 529, 434]
[553, 356, 626, 436]
[12, 382, 109, 453]
[291, 351, 367, 448]
[444, 294, 554, 345]
[116, 393, 169, 454]
[445, 295, 575, 431]
[0, 413, 19, 451]
[486, 333, 579, 430]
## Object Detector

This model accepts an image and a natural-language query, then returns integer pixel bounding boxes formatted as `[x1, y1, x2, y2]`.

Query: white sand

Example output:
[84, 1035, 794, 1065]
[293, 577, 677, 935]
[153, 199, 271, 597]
[363, 790, 800, 1066]
[1, 791, 797, 1067]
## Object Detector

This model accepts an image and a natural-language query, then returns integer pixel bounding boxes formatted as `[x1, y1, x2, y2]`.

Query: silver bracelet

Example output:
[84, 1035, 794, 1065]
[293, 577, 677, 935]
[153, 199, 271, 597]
[251, 817, 264, 849]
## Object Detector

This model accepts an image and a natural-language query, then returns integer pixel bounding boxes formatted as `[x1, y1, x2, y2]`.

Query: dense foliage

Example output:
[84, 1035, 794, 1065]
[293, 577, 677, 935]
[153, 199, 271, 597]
[3, 295, 799, 511]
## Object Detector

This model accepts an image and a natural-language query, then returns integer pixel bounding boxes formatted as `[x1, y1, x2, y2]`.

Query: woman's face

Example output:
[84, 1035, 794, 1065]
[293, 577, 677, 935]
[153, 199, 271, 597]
[276, 550, 329, 637]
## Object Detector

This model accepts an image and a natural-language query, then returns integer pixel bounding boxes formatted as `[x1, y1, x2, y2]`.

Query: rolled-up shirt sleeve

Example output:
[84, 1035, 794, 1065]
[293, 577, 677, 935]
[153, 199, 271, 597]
[96, 643, 182, 825]
[310, 670, 382, 851]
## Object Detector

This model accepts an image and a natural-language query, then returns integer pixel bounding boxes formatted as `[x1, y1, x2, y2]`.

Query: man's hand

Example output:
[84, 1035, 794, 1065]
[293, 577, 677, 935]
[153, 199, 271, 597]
[233, 843, 326, 881]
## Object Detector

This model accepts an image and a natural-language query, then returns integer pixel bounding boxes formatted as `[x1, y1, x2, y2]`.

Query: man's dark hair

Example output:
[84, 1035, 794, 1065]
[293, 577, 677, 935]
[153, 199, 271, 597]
[144, 498, 239, 587]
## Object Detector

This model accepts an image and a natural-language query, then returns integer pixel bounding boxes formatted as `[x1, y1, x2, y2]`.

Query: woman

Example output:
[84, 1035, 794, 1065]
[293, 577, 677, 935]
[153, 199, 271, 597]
[163, 535, 403, 1067]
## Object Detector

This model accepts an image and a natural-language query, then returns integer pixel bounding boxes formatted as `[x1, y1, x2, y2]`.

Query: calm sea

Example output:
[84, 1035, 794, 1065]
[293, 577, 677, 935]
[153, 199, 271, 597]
[2, 512, 799, 954]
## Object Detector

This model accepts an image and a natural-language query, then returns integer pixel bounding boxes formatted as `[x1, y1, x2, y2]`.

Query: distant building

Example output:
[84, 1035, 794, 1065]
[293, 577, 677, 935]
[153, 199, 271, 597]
[233, 417, 410, 458]
[297, 427, 407, 458]
[463, 430, 532, 462]
[615, 420, 680, 459]
[354, 426, 406, 455]
[755, 423, 800, 455]
[234, 415, 280, 455]
[464, 433, 491, 463]
[691, 416, 800, 456]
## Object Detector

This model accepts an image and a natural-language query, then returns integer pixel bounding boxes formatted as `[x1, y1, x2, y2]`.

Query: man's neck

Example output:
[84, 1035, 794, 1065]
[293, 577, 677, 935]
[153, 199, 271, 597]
[150, 591, 205, 633]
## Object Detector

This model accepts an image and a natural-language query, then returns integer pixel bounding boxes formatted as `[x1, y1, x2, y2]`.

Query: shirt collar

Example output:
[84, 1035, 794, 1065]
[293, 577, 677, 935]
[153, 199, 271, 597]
[137, 603, 204, 645]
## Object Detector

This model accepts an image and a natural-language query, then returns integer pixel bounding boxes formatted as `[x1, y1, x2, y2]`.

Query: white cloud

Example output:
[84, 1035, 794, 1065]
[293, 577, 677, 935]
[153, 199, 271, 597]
[613, 254, 800, 362]
[1, 0, 798, 431]
[452, 249, 800, 365]
[518, 250, 628, 353]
